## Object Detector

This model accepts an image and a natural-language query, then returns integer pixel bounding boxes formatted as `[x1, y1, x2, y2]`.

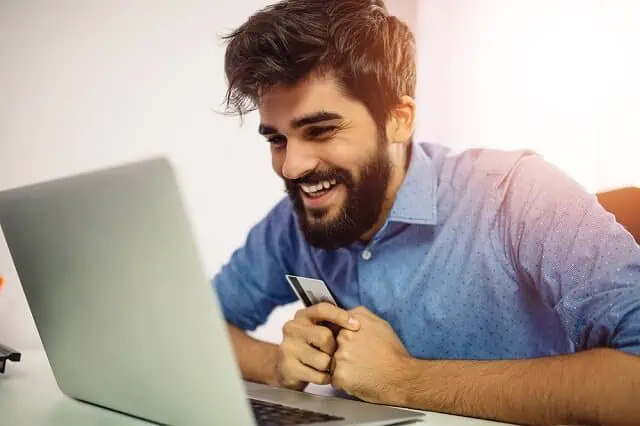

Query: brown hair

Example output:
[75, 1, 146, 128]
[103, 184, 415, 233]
[222, 0, 416, 128]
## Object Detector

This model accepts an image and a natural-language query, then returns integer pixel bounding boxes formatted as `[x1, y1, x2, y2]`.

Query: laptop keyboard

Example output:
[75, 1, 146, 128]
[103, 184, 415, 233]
[250, 398, 344, 425]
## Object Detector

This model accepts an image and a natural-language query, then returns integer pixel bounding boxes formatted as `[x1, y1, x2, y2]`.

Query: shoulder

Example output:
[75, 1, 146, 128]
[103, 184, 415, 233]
[254, 196, 300, 246]
[222, 196, 307, 279]
[420, 142, 592, 219]
[427, 143, 578, 195]
[432, 144, 541, 185]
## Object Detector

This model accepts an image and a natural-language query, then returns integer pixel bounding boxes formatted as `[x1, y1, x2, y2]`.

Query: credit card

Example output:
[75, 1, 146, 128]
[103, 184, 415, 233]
[285, 275, 338, 308]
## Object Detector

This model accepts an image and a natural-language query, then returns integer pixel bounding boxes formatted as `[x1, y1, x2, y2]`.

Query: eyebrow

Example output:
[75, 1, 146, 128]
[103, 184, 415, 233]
[258, 111, 344, 135]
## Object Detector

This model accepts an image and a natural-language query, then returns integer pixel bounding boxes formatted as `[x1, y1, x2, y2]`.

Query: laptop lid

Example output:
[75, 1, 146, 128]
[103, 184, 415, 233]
[0, 158, 255, 426]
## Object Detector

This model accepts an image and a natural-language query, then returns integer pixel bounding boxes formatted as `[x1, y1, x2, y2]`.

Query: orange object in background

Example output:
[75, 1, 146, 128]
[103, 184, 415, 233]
[0, 275, 5, 291]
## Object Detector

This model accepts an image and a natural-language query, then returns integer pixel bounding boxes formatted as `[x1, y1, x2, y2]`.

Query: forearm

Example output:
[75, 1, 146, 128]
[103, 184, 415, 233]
[227, 323, 279, 386]
[398, 348, 640, 426]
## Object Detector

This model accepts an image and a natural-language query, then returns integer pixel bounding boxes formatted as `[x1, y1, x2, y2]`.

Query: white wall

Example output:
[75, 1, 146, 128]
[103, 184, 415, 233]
[0, 0, 422, 351]
[415, 0, 640, 192]
[5, 0, 635, 352]
[0, 0, 295, 349]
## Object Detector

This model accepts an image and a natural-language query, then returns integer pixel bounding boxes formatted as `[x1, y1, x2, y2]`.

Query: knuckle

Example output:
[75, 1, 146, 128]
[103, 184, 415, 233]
[316, 302, 329, 317]
[312, 371, 330, 385]
[337, 329, 351, 344]
[317, 328, 334, 349]
[276, 358, 304, 389]
[320, 373, 331, 385]
[335, 348, 348, 361]
[319, 327, 333, 342]
[352, 306, 369, 315]
[282, 320, 297, 336]
[336, 310, 349, 326]
[293, 308, 307, 320]
[281, 374, 302, 389]
[316, 352, 331, 370]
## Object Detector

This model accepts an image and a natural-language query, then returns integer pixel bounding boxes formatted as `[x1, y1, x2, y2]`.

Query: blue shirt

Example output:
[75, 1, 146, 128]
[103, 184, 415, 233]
[213, 142, 640, 359]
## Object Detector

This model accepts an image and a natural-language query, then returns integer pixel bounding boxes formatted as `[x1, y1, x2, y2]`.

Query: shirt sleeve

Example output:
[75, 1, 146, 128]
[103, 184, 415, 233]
[500, 154, 640, 355]
[211, 198, 299, 331]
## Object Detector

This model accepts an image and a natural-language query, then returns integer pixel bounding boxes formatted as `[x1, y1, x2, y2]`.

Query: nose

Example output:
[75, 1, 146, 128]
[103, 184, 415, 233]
[280, 139, 320, 181]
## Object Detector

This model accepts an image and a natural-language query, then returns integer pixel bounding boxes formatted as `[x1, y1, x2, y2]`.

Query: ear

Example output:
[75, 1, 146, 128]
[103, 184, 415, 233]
[385, 95, 416, 144]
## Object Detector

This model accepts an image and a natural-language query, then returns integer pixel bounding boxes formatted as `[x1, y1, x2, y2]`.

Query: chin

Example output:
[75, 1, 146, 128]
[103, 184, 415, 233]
[305, 205, 341, 224]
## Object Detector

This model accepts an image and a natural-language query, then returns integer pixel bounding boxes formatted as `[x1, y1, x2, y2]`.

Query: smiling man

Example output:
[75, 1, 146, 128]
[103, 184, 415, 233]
[259, 83, 402, 251]
[212, 1, 640, 425]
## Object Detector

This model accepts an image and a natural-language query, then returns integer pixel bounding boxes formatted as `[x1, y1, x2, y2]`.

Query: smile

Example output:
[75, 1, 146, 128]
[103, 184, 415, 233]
[299, 179, 338, 198]
[299, 180, 342, 210]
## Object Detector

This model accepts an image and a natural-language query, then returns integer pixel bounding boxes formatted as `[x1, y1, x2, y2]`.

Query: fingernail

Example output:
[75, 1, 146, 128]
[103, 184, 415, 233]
[348, 317, 360, 328]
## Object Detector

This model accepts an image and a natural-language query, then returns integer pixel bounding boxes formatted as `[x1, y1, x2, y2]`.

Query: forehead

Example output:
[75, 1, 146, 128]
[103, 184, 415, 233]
[258, 73, 366, 129]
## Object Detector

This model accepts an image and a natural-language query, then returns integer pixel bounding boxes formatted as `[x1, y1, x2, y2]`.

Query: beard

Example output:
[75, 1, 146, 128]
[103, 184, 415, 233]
[284, 138, 392, 250]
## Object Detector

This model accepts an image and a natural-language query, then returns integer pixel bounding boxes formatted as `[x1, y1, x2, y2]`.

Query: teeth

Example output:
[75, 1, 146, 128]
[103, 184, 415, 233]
[300, 180, 338, 194]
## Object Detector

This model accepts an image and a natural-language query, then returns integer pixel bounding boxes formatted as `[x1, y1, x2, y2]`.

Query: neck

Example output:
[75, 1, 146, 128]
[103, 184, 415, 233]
[359, 142, 412, 245]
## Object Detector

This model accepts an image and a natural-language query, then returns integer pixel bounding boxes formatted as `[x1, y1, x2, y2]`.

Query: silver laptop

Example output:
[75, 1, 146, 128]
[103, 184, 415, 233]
[0, 158, 423, 426]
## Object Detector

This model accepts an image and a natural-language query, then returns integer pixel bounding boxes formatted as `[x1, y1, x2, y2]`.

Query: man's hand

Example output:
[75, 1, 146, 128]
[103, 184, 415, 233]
[332, 306, 413, 405]
[276, 303, 360, 391]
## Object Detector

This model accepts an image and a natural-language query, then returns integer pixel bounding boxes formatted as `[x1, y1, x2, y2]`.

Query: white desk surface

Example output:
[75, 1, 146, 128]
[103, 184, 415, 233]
[0, 349, 513, 426]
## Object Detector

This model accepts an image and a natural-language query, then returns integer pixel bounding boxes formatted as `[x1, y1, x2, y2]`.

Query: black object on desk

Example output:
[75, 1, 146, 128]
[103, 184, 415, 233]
[0, 343, 21, 374]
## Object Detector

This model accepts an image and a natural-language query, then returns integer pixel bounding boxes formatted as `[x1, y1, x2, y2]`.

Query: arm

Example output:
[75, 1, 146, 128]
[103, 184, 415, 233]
[397, 348, 640, 426]
[227, 324, 280, 385]
[211, 199, 302, 379]
[431, 154, 640, 425]
[332, 308, 640, 425]
[333, 155, 640, 424]
[502, 155, 640, 355]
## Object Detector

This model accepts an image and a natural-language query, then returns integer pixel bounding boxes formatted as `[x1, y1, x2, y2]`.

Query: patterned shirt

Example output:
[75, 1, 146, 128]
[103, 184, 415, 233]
[213, 142, 640, 358]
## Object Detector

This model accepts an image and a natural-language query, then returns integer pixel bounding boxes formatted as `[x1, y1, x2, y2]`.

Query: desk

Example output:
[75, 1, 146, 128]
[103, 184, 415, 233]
[0, 349, 512, 426]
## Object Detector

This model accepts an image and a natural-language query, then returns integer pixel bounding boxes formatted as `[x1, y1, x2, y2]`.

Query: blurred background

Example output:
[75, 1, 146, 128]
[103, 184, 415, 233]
[1, 0, 638, 350]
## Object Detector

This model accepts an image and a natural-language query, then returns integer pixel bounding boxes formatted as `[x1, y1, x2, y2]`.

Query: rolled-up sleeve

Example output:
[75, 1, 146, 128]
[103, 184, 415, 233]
[503, 155, 640, 355]
[212, 198, 299, 331]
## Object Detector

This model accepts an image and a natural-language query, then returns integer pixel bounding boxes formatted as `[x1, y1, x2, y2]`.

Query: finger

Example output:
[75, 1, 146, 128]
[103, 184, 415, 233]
[306, 324, 338, 355]
[336, 329, 355, 346]
[282, 319, 303, 339]
[350, 305, 376, 319]
[296, 344, 332, 372]
[305, 303, 360, 331]
[284, 358, 331, 386]
[319, 321, 341, 338]
[283, 321, 337, 355]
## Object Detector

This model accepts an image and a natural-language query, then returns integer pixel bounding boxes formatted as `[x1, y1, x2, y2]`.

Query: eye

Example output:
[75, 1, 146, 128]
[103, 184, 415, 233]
[267, 135, 287, 148]
[305, 126, 339, 140]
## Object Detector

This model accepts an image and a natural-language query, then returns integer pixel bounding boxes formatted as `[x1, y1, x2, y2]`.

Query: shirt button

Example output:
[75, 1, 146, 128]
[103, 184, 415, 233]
[361, 249, 372, 261]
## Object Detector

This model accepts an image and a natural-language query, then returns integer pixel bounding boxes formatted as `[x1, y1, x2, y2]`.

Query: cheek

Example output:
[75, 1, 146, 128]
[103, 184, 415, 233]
[329, 134, 378, 174]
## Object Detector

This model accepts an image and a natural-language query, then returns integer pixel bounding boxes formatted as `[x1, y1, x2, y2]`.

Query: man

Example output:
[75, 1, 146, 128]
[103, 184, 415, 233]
[214, 0, 640, 424]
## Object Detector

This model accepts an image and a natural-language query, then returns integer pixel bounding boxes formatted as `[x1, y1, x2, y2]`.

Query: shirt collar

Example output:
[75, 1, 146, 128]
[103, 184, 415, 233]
[387, 142, 438, 225]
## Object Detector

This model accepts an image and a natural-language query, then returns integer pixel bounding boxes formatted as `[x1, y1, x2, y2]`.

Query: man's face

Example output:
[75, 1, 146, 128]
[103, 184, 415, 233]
[258, 73, 392, 249]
